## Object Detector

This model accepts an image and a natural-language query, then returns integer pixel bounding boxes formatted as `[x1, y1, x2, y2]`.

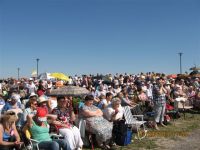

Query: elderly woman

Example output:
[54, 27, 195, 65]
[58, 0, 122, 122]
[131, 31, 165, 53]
[79, 95, 113, 149]
[0, 111, 23, 150]
[103, 98, 124, 122]
[51, 96, 83, 150]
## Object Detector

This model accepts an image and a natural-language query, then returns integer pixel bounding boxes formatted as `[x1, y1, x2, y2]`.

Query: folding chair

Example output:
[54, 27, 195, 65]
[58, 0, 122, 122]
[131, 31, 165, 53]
[23, 127, 40, 150]
[78, 118, 94, 150]
[123, 106, 147, 140]
[23, 126, 63, 150]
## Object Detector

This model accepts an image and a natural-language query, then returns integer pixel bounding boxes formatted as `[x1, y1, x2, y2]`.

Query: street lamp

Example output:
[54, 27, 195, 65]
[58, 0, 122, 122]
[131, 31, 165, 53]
[17, 67, 20, 80]
[178, 52, 183, 74]
[36, 58, 40, 78]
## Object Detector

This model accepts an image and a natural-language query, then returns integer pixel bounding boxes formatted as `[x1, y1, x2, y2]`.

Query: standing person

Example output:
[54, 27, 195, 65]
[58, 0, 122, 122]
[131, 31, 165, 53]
[52, 96, 83, 150]
[26, 78, 36, 96]
[153, 78, 167, 129]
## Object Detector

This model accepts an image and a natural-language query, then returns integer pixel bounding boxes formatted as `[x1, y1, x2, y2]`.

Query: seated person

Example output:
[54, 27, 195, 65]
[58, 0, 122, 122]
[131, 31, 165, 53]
[23, 93, 38, 124]
[117, 92, 135, 108]
[1, 94, 22, 114]
[98, 92, 113, 110]
[194, 89, 200, 109]
[103, 98, 124, 122]
[0, 111, 23, 150]
[51, 96, 83, 150]
[1, 94, 23, 128]
[0, 94, 5, 114]
[26, 107, 70, 150]
[79, 95, 113, 148]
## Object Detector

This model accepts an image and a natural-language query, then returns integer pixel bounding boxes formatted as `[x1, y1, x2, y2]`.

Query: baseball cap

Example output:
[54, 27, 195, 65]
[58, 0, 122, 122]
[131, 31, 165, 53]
[36, 107, 48, 122]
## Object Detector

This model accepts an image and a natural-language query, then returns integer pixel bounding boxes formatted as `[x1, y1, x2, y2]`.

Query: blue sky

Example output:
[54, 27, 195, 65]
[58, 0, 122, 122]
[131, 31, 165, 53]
[0, 0, 200, 78]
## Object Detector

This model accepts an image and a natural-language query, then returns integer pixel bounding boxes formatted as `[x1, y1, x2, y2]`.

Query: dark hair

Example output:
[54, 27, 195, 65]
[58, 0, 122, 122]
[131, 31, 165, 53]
[106, 92, 112, 98]
[57, 96, 65, 101]
[84, 95, 94, 101]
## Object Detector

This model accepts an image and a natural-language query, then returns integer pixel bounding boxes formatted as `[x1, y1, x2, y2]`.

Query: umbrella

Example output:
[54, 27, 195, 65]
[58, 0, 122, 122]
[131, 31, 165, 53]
[48, 86, 91, 96]
[191, 73, 200, 78]
[167, 74, 177, 79]
[189, 70, 199, 76]
[189, 66, 200, 71]
[50, 72, 69, 81]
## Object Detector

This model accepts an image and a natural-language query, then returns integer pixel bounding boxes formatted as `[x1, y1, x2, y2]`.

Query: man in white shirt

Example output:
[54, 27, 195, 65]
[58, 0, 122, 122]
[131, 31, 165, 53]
[27, 78, 36, 95]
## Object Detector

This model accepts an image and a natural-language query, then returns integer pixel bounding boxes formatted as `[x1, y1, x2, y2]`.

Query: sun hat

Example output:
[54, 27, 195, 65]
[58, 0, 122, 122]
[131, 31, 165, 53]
[29, 93, 38, 99]
[38, 95, 48, 103]
[36, 107, 48, 122]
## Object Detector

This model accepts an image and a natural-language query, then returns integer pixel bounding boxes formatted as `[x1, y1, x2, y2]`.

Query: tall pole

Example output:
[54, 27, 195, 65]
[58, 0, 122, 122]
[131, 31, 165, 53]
[36, 58, 39, 78]
[178, 52, 183, 74]
[17, 67, 20, 80]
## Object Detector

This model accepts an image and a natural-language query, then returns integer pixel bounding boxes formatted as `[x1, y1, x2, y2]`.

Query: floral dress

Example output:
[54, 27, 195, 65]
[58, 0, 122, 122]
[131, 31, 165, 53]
[79, 105, 113, 143]
[52, 107, 72, 129]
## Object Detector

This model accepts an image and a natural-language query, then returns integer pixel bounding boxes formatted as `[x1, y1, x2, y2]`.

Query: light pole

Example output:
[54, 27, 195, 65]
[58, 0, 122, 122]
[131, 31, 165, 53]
[36, 58, 39, 78]
[178, 52, 183, 74]
[17, 67, 20, 80]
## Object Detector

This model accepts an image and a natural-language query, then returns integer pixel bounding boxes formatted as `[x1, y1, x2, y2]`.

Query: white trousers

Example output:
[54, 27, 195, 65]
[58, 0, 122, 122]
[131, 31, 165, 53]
[59, 126, 83, 150]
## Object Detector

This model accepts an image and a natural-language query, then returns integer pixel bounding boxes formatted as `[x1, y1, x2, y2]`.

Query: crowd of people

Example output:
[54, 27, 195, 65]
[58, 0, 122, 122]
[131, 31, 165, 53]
[0, 72, 200, 150]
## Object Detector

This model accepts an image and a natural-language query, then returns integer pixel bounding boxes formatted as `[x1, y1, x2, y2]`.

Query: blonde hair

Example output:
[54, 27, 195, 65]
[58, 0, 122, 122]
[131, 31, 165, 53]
[0, 111, 18, 124]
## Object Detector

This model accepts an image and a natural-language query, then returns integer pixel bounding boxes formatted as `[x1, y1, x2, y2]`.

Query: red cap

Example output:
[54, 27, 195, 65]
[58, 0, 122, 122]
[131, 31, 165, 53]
[36, 107, 48, 121]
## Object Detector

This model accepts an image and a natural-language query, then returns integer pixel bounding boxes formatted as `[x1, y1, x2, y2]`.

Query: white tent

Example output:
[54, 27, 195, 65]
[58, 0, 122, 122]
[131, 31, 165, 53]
[38, 72, 55, 80]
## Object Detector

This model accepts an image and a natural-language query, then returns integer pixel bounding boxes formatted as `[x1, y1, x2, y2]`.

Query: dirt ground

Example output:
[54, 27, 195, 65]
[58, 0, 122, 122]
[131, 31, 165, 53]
[154, 128, 200, 150]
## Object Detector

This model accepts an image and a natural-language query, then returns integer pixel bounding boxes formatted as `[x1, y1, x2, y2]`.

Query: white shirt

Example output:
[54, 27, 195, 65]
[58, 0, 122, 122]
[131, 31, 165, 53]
[103, 104, 124, 121]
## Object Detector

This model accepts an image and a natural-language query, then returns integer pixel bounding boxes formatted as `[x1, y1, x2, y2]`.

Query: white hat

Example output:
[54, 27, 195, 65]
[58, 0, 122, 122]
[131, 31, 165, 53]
[29, 93, 38, 99]
[165, 81, 171, 85]
[29, 78, 33, 81]
[38, 95, 48, 103]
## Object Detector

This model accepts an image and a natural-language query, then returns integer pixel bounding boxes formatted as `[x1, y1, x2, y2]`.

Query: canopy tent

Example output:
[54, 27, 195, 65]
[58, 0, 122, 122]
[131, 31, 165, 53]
[38, 72, 55, 80]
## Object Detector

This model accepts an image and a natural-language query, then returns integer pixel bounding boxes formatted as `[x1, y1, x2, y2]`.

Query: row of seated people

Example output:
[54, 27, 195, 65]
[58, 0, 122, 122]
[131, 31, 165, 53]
[0, 93, 128, 150]
[1, 88, 185, 150]
[0, 93, 83, 150]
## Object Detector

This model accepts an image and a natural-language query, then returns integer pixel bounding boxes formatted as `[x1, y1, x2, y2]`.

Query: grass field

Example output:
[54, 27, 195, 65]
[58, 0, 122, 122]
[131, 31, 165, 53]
[83, 112, 200, 150]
